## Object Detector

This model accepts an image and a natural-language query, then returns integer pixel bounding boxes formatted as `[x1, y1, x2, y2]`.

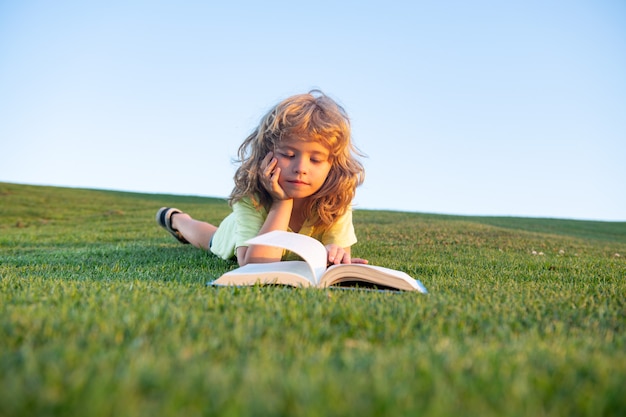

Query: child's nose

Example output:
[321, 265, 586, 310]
[293, 157, 308, 174]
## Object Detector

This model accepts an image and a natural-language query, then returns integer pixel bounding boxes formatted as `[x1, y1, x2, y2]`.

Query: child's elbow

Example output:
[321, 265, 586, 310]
[236, 246, 249, 266]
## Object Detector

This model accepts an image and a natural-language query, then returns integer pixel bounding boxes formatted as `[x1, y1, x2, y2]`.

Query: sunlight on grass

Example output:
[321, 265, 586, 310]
[1, 182, 625, 416]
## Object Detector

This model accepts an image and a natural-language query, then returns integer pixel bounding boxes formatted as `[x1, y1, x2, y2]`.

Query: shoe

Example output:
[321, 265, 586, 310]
[156, 207, 189, 244]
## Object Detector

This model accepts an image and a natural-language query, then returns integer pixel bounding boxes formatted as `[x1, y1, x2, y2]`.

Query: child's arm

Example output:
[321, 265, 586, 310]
[235, 153, 294, 266]
[236, 199, 293, 266]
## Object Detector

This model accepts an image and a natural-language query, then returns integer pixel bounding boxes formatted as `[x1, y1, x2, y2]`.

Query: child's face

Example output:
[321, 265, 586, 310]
[273, 137, 332, 200]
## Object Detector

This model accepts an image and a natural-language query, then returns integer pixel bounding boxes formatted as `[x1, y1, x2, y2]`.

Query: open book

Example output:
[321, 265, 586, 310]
[211, 230, 427, 293]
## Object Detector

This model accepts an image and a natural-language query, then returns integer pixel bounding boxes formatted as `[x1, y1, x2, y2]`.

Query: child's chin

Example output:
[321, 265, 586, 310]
[281, 185, 314, 199]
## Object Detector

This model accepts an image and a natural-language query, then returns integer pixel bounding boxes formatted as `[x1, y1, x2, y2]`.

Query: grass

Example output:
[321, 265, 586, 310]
[1, 181, 625, 417]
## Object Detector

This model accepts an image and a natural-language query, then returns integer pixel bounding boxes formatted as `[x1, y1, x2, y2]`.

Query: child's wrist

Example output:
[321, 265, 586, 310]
[270, 199, 293, 210]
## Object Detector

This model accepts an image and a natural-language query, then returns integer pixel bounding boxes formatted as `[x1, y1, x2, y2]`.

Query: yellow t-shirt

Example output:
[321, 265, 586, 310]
[210, 197, 357, 261]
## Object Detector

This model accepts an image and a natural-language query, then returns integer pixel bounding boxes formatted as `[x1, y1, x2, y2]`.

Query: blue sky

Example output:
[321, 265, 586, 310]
[1, 0, 625, 221]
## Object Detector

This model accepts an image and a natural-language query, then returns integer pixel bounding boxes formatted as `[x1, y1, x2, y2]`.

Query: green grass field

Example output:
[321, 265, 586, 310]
[1, 182, 625, 417]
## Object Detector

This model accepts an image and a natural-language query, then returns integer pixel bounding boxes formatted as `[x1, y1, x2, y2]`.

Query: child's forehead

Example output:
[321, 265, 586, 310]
[277, 136, 331, 154]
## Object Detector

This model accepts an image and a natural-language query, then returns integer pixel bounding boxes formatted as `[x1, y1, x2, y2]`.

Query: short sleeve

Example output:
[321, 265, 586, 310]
[320, 208, 357, 248]
[209, 198, 267, 260]
[232, 198, 267, 249]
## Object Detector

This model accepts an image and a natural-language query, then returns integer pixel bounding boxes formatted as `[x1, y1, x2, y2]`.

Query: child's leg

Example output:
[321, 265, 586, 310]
[171, 212, 218, 250]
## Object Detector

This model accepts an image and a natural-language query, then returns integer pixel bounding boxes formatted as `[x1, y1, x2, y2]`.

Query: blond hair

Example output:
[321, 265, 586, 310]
[230, 90, 365, 229]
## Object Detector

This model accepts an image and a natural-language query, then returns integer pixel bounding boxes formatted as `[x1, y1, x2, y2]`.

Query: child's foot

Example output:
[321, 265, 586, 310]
[156, 207, 189, 244]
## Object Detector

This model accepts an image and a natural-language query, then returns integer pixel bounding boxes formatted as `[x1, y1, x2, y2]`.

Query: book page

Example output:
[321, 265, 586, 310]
[244, 231, 328, 285]
[321, 264, 428, 293]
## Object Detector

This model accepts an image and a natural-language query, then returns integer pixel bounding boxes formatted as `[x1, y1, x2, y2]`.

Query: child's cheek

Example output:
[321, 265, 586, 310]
[275, 158, 290, 174]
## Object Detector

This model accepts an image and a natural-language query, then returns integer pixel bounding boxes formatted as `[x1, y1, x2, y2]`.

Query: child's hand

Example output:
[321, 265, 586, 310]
[325, 244, 368, 265]
[350, 258, 369, 265]
[326, 244, 348, 265]
[261, 152, 291, 201]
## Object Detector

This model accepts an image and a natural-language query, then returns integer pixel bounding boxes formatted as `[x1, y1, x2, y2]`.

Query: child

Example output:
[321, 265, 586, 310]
[156, 90, 367, 266]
